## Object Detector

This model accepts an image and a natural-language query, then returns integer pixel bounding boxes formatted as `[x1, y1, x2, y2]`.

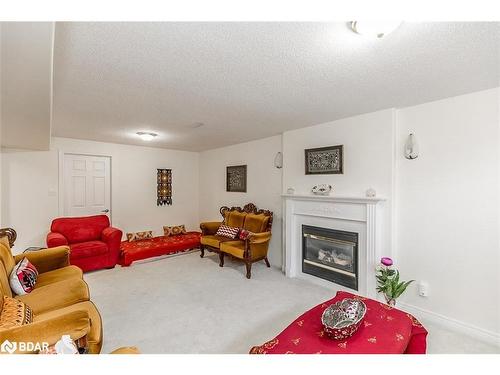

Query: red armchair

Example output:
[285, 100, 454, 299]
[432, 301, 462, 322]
[47, 215, 123, 272]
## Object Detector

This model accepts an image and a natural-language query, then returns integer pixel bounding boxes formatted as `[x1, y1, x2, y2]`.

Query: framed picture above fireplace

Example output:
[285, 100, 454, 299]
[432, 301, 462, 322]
[305, 145, 343, 174]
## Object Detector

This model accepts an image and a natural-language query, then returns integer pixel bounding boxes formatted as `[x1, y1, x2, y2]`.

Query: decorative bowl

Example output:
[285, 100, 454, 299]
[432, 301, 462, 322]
[321, 298, 367, 340]
[312, 184, 332, 196]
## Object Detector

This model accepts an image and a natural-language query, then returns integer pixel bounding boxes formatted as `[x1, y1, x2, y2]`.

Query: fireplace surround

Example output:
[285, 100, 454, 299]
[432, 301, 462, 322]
[283, 194, 385, 297]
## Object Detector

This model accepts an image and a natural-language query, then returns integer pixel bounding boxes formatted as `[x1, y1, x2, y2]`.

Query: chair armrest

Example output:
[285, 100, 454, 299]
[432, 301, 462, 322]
[0, 310, 91, 353]
[102, 226, 123, 263]
[248, 231, 272, 244]
[14, 246, 70, 274]
[47, 232, 69, 248]
[102, 226, 123, 244]
[200, 221, 222, 235]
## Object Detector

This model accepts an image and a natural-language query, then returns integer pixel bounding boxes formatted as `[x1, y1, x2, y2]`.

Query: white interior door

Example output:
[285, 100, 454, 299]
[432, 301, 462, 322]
[63, 154, 111, 218]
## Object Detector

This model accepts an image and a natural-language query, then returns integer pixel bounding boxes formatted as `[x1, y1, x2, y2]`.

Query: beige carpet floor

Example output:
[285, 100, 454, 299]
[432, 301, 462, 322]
[84, 251, 499, 354]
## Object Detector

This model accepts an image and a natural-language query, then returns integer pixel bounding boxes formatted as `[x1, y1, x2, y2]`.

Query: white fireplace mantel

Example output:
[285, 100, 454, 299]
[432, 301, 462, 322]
[282, 194, 385, 298]
[281, 194, 385, 204]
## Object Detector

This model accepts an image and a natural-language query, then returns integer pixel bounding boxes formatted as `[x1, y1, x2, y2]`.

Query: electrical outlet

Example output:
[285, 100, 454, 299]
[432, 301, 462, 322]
[418, 281, 429, 297]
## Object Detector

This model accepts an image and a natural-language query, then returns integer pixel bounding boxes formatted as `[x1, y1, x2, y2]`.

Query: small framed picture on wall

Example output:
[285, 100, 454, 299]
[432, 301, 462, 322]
[226, 165, 247, 192]
[305, 145, 344, 175]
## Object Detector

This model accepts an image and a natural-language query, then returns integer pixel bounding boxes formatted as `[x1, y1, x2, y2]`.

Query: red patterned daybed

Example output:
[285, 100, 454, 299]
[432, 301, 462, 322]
[119, 232, 201, 267]
[250, 291, 428, 354]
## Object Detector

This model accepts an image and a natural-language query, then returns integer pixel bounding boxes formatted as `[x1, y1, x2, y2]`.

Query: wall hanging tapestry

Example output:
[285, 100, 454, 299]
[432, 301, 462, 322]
[305, 145, 344, 174]
[157, 169, 172, 205]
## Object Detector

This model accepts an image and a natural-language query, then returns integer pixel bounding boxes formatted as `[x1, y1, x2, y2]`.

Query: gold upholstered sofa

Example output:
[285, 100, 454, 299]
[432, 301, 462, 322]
[200, 203, 273, 279]
[0, 228, 102, 354]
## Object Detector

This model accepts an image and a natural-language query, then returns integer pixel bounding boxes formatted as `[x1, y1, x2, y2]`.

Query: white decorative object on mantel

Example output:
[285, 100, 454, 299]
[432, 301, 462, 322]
[366, 188, 376, 197]
[282, 194, 385, 298]
[311, 184, 332, 196]
[286, 187, 295, 195]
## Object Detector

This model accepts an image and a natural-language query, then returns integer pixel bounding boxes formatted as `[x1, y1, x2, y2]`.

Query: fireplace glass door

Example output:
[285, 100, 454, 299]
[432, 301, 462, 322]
[302, 225, 358, 290]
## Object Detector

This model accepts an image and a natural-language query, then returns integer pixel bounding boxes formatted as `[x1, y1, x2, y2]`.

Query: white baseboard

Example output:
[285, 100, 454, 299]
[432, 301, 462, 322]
[398, 301, 500, 348]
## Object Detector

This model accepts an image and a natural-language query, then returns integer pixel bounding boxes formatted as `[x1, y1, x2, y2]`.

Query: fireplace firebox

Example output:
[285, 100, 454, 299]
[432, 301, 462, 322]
[302, 225, 358, 290]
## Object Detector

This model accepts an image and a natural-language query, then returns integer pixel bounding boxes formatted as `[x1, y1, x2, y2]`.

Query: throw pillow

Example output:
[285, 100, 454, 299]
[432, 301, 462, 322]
[238, 229, 254, 241]
[215, 224, 240, 239]
[163, 224, 187, 237]
[126, 231, 154, 242]
[0, 295, 33, 330]
[9, 257, 38, 295]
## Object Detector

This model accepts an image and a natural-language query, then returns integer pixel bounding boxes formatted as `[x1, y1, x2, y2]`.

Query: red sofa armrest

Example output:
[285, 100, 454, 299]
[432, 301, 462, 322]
[102, 226, 123, 260]
[47, 232, 69, 248]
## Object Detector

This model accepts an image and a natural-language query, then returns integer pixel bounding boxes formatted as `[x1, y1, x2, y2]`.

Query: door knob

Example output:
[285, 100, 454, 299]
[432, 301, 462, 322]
[101, 209, 110, 213]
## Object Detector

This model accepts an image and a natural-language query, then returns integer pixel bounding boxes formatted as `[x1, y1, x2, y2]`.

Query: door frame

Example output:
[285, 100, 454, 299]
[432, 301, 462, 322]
[58, 151, 113, 222]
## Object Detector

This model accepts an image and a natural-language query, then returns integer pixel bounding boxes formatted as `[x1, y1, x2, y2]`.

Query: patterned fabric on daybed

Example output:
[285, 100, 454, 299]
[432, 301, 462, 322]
[119, 232, 201, 266]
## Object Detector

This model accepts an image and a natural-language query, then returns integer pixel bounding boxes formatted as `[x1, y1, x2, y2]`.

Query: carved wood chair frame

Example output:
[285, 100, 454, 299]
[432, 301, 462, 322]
[200, 203, 274, 278]
[0, 227, 17, 248]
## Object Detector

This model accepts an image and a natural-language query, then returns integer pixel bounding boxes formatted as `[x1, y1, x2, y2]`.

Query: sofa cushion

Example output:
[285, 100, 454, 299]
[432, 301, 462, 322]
[220, 240, 269, 260]
[225, 211, 247, 228]
[243, 213, 270, 233]
[126, 231, 153, 242]
[16, 278, 90, 315]
[34, 300, 102, 354]
[200, 235, 237, 249]
[51, 215, 110, 244]
[35, 266, 83, 288]
[163, 225, 187, 237]
[9, 257, 38, 295]
[238, 229, 254, 241]
[220, 241, 246, 259]
[215, 224, 240, 239]
[0, 295, 33, 329]
[70, 241, 108, 259]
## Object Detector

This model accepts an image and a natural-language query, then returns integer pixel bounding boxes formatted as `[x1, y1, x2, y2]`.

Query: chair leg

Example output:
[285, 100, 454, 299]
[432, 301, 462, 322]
[245, 262, 252, 279]
[200, 246, 205, 258]
[219, 252, 224, 267]
[264, 257, 270, 268]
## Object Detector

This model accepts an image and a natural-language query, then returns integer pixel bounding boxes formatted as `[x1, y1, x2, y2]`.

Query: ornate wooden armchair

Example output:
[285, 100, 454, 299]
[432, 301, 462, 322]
[199, 203, 273, 279]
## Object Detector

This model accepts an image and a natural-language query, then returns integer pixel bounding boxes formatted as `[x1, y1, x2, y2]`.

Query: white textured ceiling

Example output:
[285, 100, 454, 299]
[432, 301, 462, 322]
[52, 22, 500, 151]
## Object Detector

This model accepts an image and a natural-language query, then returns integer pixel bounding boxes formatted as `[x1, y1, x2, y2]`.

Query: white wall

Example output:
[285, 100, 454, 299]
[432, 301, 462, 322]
[282, 109, 396, 257]
[199, 135, 283, 267]
[1, 137, 199, 253]
[1, 22, 54, 150]
[1, 148, 59, 252]
[396, 88, 500, 337]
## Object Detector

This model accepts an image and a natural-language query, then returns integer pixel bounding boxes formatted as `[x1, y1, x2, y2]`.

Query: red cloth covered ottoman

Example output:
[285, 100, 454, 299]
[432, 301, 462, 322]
[250, 291, 428, 354]
[119, 232, 201, 266]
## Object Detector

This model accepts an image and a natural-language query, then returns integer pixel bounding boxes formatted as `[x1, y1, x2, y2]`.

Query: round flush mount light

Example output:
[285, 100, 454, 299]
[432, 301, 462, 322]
[350, 21, 402, 39]
[136, 131, 158, 141]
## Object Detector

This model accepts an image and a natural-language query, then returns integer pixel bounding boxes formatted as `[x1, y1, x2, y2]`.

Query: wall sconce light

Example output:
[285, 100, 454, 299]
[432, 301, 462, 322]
[404, 133, 419, 160]
[274, 152, 283, 169]
[157, 169, 172, 206]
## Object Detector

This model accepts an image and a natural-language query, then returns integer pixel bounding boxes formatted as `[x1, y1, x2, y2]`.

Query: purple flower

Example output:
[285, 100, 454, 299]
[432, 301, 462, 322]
[381, 257, 393, 267]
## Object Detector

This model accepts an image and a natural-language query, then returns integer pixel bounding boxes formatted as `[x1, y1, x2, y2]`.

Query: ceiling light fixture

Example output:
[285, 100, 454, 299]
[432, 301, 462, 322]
[136, 131, 158, 141]
[350, 21, 402, 39]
